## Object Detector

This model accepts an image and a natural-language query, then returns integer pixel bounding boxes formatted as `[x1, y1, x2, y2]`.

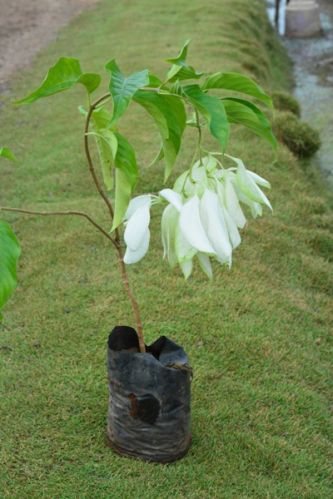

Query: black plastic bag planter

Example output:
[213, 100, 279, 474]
[107, 326, 192, 463]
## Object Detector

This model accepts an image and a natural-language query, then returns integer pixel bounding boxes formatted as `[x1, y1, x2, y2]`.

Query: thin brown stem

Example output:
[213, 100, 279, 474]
[117, 249, 145, 353]
[0, 206, 117, 247]
[84, 94, 145, 352]
[189, 109, 203, 180]
[84, 93, 114, 220]
[84, 93, 121, 249]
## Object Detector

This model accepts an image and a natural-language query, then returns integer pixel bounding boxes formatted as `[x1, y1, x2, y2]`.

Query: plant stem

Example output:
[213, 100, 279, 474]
[117, 254, 145, 353]
[85, 95, 146, 353]
[189, 109, 204, 180]
[84, 94, 115, 221]
[1, 206, 145, 351]
[0, 207, 116, 246]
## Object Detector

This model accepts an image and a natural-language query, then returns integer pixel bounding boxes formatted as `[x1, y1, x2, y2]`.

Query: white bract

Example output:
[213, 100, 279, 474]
[123, 195, 152, 264]
[122, 155, 272, 278]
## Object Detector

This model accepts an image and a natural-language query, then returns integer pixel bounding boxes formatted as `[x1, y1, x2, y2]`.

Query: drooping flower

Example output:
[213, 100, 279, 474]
[226, 154, 272, 218]
[122, 154, 272, 279]
[179, 195, 216, 254]
[216, 171, 246, 229]
[160, 189, 198, 279]
[199, 189, 232, 265]
[123, 195, 152, 264]
[159, 154, 272, 278]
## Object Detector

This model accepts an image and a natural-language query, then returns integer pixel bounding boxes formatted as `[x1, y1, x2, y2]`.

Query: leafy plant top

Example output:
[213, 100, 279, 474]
[1, 41, 275, 350]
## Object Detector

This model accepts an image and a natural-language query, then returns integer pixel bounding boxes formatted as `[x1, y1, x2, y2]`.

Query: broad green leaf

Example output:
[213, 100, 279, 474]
[167, 65, 203, 82]
[91, 106, 113, 129]
[89, 107, 117, 191]
[0, 221, 21, 319]
[134, 90, 186, 180]
[105, 59, 149, 123]
[184, 84, 229, 151]
[166, 40, 203, 82]
[202, 72, 272, 107]
[17, 58, 81, 104]
[91, 129, 117, 191]
[17, 58, 100, 104]
[111, 132, 138, 230]
[78, 73, 101, 94]
[148, 73, 163, 88]
[223, 97, 277, 148]
[0, 147, 16, 162]
[166, 39, 191, 65]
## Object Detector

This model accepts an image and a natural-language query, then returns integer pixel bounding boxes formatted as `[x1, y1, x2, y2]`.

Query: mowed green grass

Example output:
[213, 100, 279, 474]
[1, 0, 332, 497]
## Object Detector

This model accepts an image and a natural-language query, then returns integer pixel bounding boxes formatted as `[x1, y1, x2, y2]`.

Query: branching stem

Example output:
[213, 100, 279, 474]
[84, 94, 145, 353]
[189, 108, 204, 180]
[0, 207, 116, 246]
[84, 93, 115, 221]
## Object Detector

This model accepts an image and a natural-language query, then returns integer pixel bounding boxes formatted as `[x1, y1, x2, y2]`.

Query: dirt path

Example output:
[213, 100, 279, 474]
[0, 0, 98, 90]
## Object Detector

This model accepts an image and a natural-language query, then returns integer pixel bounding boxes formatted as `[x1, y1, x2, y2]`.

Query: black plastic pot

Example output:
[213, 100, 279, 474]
[107, 326, 192, 463]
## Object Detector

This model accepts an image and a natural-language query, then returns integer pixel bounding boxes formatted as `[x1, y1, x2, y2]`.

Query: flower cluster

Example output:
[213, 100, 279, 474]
[122, 155, 272, 278]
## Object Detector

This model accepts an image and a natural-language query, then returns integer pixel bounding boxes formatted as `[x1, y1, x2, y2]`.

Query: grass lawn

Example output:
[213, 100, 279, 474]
[1, 0, 332, 497]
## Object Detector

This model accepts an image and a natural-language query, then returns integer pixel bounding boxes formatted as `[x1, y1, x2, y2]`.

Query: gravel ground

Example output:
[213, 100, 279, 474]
[0, 0, 98, 89]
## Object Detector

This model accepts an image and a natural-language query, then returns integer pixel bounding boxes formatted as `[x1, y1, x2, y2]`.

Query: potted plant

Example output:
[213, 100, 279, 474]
[0, 41, 275, 462]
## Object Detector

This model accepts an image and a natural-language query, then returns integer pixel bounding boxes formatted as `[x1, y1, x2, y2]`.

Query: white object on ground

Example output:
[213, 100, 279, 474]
[285, 0, 321, 37]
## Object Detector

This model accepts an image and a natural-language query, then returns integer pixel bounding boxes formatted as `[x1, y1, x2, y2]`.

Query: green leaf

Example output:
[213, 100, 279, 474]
[202, 72, 272, 107]
[89, 107, 117, 191]
[134, 90, 186, 180]
[111, 133, 138, 230]
[184, 84, 229, 151]
[223, 97, 277, 148]
[17, 58, 100, 104]
[78, 73, 101, 94]
[168, 66, 203, 82]
[166, 39, 191, 65]
[92, 130, 118, 191]
[0, 147, 16, 162]
[169, 81, 185, 96]
[17, 58, 81, 104]
[0, 221, 21, 319]
[148, 147, 164, 168]
[166, 40, 203, 83]
[148, 73, 163, 88]
[91, 106, 112, 129]
[105, 59, 149, 123]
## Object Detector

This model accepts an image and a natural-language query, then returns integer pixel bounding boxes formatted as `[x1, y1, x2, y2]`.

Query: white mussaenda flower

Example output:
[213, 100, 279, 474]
[160, 154, 272, 278]
[160, 189, 197, 279]
[199, 189, 232, 266]
[160, 187, 233, 278]
[216, 172, 247, 229]
[123, 195, 152, 264]
[179, 195, 216, 254]
[226, 154, 272, 218]
[122, 154, 272, 280]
